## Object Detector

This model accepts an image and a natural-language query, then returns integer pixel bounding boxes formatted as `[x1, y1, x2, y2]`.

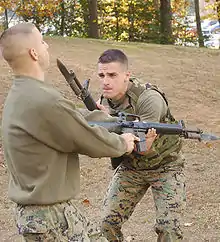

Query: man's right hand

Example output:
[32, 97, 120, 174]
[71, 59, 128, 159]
[121, 133, 140, 154]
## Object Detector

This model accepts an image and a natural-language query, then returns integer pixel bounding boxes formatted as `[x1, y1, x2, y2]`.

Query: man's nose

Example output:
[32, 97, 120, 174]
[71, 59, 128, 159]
[103, 76, 110, 85]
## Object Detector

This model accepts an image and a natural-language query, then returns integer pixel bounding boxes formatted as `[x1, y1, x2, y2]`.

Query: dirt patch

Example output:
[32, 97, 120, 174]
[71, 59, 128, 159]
[0, 37, 220, 241]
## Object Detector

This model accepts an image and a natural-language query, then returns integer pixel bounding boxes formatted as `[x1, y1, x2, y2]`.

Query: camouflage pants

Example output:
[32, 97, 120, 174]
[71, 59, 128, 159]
[101, 161, 186, 242]
[14, 200, 108, 242]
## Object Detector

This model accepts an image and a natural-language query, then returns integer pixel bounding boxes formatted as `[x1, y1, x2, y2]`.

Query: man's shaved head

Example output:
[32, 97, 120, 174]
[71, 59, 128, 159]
[0, 22, 35, 63]
[0, 22, 35, 40]
[0, 22, 49, 77]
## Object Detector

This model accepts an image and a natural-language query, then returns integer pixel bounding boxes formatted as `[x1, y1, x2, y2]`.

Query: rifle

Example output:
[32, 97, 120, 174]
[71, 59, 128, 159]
[56, 60, 219, 167]
[56, 59, 219, 149]
[88, 112, 220, 153]
[56, 58, 98, 111]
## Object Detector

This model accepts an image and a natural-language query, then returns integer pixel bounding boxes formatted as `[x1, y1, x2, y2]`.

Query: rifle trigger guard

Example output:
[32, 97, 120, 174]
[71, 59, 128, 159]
[118, 112, 141, 122]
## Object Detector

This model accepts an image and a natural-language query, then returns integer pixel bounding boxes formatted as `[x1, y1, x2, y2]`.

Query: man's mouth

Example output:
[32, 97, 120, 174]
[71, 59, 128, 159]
[103, 87, 112, 91]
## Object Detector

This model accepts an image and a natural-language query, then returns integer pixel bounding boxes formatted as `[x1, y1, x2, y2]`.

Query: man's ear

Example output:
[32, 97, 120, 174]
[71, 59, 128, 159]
[125, 71, 131, 82]
[29, 48, 38, 61]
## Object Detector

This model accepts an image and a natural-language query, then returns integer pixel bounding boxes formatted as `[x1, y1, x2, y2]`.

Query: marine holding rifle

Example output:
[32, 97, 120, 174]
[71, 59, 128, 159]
[96, 49, 186, 242]
[56, 44, 219, 242]
[0, 23, 160, 241]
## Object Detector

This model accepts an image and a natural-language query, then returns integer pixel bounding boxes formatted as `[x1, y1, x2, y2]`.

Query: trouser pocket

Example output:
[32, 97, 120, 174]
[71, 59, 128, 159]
[63, 201, 90, 241]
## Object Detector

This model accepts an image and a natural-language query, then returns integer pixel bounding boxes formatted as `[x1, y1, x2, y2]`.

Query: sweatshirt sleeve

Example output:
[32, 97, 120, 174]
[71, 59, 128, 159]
[35, 97, 127, 158]
[77, 108, 118, 122]
[136, 90, 167, 122]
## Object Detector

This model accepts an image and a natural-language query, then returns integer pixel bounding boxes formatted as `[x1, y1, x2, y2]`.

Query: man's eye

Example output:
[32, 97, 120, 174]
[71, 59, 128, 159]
[109, 73, 116, 78]
[98, 74, 105, 78]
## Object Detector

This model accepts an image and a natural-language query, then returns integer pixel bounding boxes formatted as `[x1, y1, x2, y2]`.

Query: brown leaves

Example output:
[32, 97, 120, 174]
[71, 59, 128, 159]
[204, 142, 213, 148]
[82, 198, 91, 206]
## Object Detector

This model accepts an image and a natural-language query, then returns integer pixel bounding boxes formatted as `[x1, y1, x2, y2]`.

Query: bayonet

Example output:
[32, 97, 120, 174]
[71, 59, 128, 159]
[57, 59, 98, 111]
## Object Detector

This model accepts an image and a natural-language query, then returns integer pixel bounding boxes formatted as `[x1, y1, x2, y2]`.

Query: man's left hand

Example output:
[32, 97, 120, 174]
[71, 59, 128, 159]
[96, 99, 110, 115]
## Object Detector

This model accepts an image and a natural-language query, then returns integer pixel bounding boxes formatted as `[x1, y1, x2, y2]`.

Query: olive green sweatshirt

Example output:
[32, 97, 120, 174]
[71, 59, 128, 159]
[1, 76, 127, 205]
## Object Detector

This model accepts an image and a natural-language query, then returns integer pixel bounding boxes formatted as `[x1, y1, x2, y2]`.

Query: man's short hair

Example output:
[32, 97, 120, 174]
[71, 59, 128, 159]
[98, 49, 128, 68]
[0, 22, 35, 63]
[0, 22, 35, 43]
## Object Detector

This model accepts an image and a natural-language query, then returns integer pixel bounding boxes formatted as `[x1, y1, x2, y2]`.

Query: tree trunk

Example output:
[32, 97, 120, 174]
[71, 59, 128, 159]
[60, 0, 65, 36]
[114, 2, 120, 41]
[79, 0, 89, 36]
[194, 0, 204, 47]
[128, 0, 135, 41]
[159, 0, 173, 44]
[98, 0, 103, 38]
[88, 0, 99, 38]
[216, 0, 220, 24]
[4, 9, 9, 30]
[216, 0, 220, 49]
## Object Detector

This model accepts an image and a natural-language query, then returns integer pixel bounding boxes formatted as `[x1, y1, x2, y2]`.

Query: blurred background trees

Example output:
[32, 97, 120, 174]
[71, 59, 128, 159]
[0, 0, 219, 48]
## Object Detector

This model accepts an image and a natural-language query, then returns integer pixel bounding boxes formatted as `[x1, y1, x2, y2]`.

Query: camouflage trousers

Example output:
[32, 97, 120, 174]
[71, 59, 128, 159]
[101, 160, 186, 242]
[14, 199, 108, 242]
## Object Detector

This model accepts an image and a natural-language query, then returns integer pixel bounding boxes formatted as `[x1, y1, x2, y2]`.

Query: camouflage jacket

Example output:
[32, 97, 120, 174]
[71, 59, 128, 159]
[100, 78, 183, 170]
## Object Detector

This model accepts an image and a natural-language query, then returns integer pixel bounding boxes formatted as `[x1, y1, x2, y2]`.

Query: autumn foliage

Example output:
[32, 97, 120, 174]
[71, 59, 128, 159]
[0, 0, 61, 21]
[0, 0, 219, 46]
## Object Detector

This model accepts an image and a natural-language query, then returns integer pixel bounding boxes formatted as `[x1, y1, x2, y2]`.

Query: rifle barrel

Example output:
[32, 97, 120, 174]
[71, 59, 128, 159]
[122, 121, 185, 135]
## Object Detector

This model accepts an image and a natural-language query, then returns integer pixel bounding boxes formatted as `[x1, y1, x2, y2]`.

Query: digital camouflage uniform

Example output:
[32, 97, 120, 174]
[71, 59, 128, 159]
[1, 76, 128, 241]
[100, 78, 186, 242]
[15, 200, 107, 242]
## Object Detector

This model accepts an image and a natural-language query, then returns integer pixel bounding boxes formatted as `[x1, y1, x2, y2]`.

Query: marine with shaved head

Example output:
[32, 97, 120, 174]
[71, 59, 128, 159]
[0, 23, 141, 241]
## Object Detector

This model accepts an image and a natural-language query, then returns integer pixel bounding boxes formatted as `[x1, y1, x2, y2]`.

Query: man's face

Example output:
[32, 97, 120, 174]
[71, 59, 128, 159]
[98, 62, 130, 100]
[31, 27, 50, 70]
